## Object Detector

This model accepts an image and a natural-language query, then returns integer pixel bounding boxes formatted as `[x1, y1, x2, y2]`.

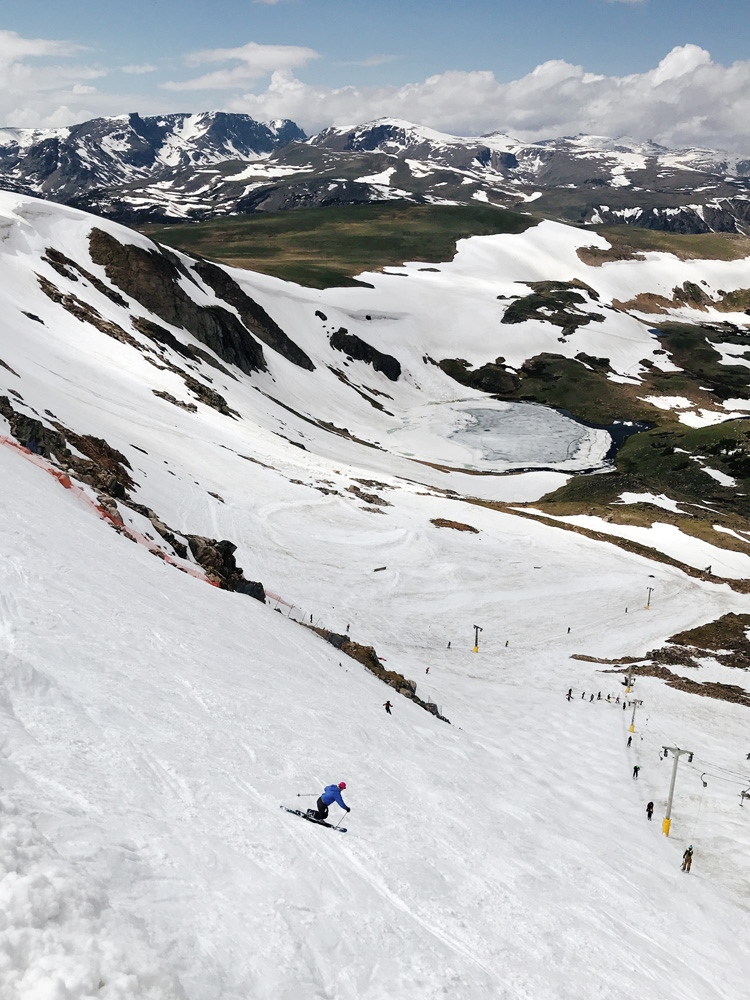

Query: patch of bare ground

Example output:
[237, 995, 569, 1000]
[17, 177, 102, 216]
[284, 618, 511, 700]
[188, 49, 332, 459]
[430, 518, 479, 533]
[605, 664, 750, 707]
[613, 282, 750, 315]
[573, 613, 750, 706]
[534, 501, 750, 558]
[460, 500, 750, 593]
[578, 229, 750, 267]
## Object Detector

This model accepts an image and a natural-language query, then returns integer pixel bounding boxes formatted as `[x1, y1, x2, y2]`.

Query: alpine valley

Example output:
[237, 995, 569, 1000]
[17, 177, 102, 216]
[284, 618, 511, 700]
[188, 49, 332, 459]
[1, 109, 750, 1000]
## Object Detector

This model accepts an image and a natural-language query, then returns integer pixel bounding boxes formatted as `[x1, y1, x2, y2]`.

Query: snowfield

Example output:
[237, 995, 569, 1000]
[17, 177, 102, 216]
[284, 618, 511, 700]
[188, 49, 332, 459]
[1, 192, 750, 999]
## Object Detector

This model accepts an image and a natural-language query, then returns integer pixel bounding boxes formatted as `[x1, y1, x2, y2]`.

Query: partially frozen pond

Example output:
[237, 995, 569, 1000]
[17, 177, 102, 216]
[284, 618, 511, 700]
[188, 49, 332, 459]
[451, 402, 612, 471]
[387, 398, 618, 473]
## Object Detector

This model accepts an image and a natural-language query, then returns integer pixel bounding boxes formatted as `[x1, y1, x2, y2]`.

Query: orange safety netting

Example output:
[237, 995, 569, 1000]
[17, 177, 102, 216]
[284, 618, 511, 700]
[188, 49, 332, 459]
[1, 434, 219, 587]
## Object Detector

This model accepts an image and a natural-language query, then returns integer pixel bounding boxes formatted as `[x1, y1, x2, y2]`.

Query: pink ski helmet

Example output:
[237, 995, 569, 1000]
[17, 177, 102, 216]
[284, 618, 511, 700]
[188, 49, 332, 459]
[338, 782, 347, 789]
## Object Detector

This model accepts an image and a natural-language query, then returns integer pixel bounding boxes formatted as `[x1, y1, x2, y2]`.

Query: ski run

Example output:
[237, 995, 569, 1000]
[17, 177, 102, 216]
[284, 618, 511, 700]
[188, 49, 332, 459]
[0, 191, 749, 998]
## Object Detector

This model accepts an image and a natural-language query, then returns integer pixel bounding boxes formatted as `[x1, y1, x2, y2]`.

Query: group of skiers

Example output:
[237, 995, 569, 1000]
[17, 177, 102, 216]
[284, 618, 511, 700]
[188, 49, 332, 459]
[563, 686, 696, 874]
[567, 689, 622, 704]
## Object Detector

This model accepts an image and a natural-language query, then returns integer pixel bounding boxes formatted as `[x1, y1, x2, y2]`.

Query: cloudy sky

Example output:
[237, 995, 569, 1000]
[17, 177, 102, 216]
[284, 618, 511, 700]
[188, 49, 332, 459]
[2, 0, 750, 150]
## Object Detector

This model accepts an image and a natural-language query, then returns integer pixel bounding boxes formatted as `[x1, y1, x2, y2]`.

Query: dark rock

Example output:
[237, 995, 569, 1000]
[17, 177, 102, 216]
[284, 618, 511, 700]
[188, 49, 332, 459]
[329, 328, 401, 381]
[88, 229, 266, 375]
[185, 534, 265, 601]
[194, 261, 314, 370]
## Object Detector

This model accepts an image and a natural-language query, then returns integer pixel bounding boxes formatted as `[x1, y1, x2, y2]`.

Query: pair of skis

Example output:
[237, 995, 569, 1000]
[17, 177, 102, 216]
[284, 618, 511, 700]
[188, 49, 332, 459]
[280, 806, 347, 833]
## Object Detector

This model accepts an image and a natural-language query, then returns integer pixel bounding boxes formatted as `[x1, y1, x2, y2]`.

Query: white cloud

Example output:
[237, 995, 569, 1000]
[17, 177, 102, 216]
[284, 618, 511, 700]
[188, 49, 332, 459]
[340, 54, 396, 68]
[1, 32, 749, 155]
[121, 63, 157, 75]
[164, 41, 318, 91]
[224, 45, 750, 152]
[0, 29, 111, 128]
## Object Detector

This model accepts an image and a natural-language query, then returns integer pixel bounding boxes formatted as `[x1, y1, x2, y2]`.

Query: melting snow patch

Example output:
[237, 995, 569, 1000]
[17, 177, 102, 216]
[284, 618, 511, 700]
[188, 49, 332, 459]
[618, 492, 684, 514]
[641, 395, 694, 411]
[702, 466, 737, 487]
[678, 409, 745, 428]
[356, 167, 396, 185]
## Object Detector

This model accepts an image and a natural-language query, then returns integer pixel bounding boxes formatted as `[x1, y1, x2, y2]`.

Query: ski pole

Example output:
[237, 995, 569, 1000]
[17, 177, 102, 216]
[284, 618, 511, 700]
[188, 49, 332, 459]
[334, 813, 348, 830]
[296, 793, 317, 798]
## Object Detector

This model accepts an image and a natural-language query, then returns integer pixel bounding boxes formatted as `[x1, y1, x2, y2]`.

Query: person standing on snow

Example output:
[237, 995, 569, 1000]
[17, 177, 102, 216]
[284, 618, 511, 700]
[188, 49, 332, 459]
[310, 782, 350, 822]
[627, 736, 633, 748]
[646, 801, 654, 821]
[633, 765, 640, 780]
[681, 846, 693, 872]
[383, 700, 393, 715]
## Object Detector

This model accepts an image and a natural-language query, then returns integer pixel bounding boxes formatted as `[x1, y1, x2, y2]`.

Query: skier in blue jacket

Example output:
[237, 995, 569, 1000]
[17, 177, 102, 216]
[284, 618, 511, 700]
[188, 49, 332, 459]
[310, 782, 349, 822]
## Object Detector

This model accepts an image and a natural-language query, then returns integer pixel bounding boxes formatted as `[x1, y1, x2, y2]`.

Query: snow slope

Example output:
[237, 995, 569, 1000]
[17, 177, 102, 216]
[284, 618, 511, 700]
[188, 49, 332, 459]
[1, 193, 750, 998]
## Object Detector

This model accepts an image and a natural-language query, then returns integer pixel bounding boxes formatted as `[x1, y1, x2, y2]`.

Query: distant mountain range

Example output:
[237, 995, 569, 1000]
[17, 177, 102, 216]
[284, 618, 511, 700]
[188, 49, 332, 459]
[1, 112, 749, 233]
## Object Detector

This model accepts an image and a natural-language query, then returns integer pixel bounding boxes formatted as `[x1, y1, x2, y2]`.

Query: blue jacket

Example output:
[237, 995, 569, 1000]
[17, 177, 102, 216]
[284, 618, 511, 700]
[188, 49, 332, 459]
[321, 784, 348, 809]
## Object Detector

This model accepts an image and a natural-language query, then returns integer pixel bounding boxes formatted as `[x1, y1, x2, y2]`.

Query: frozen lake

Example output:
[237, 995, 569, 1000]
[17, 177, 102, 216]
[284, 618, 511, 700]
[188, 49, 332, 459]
[386, 398, 614, 473]
[451, 402, 612, 471]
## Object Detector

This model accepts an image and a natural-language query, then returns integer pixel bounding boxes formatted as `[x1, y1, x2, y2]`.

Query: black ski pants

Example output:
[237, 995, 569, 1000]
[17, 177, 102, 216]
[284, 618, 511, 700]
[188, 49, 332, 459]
[313, 797, 329, 821]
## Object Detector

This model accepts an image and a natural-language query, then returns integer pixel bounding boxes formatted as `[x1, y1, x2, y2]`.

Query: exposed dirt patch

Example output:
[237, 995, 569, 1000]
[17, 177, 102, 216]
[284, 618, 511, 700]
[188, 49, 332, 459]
[346, 484, 392, 506]
[430, 518, 479, 533]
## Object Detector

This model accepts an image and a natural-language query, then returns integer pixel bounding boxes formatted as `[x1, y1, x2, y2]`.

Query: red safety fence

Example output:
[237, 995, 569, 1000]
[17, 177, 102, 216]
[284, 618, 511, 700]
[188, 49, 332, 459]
[1, 434, 219, 587]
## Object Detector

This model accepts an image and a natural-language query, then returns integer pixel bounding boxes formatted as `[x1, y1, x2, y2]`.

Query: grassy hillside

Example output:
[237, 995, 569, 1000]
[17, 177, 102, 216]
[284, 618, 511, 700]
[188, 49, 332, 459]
[139, 202, 535, 288]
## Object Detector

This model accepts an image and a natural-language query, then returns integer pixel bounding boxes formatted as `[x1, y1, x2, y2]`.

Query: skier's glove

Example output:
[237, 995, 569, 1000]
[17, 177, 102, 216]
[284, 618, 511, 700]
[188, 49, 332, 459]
[346, 807, 351, 812]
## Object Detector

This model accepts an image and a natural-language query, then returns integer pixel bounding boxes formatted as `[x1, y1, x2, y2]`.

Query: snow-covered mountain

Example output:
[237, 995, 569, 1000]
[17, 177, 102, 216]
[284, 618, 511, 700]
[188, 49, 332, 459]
[0, 111, 304, 203]
[2, 113, 750, 230]
[1, 192, 750, 998]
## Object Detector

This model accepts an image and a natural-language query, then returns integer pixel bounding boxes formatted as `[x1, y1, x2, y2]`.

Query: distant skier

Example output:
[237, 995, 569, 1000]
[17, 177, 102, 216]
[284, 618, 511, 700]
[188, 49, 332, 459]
[633, 765, 640, 780]
[447, 641, 451, 649]
[567, 627, 571, 634]
[627, 736, 632, 748]
[566, 691, 572, 702]
[383, 700, 393, 715]
[581, 692, 586, 700]
[589, 694, 594, 702]
[310, 782, 350, 822]
[346, 623, 350, 632]
[681, 846, 693, 872]
[567, 688, 573, 699]
[425, 667, 430, 674]
[505, 640, 509, 647]
[607, 694, 611, 702]
[646, 801, 654, 821]
[597, 692, 602, 700]
[616, 696, 620, 704]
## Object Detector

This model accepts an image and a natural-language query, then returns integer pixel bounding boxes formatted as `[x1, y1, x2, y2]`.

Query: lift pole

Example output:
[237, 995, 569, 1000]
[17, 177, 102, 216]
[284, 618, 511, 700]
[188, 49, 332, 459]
[662, 746, 693, 836]
[629, 698, 643, 733]
[473, 624, 483, 653]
